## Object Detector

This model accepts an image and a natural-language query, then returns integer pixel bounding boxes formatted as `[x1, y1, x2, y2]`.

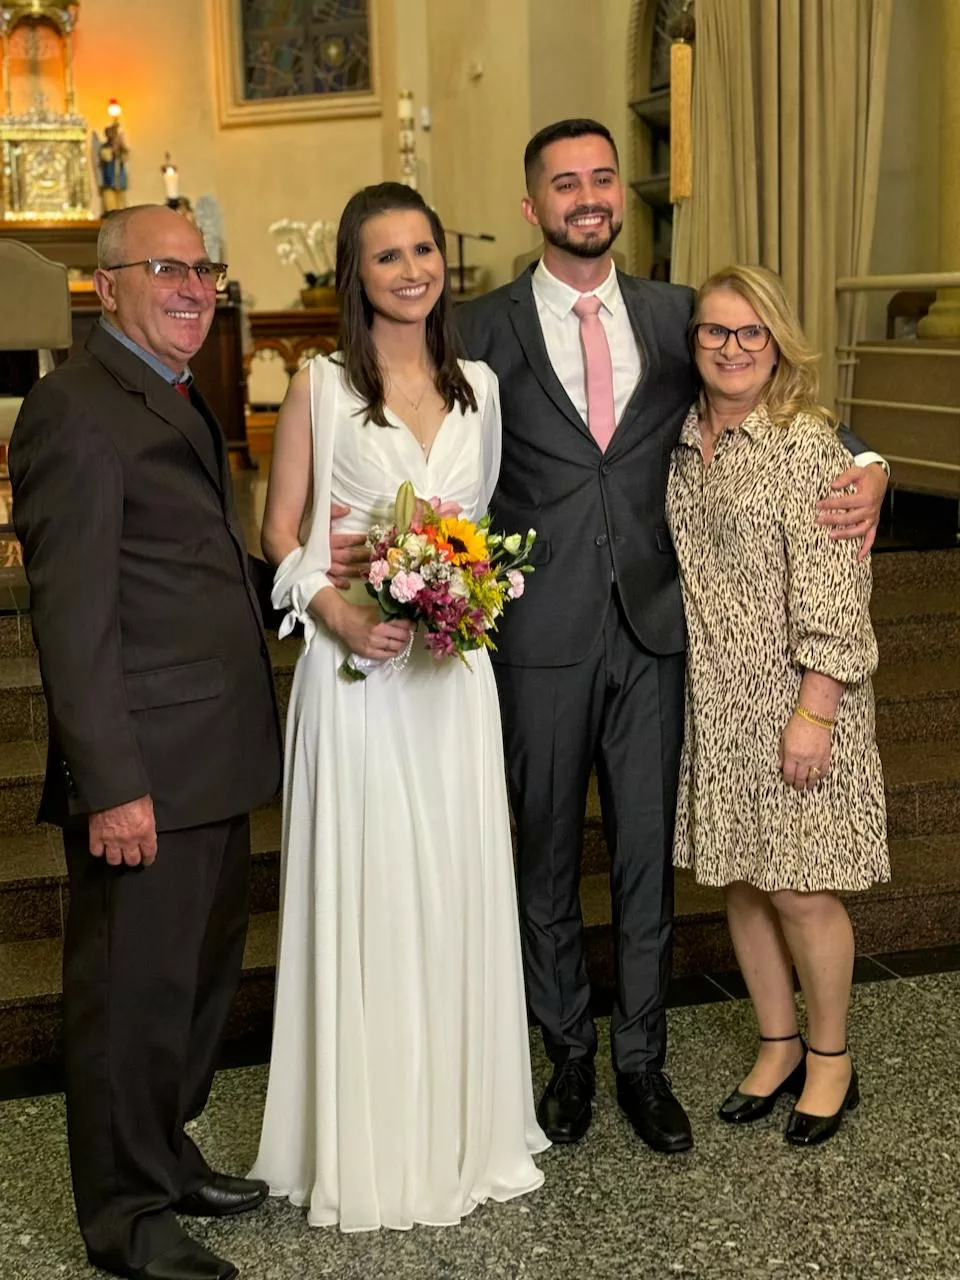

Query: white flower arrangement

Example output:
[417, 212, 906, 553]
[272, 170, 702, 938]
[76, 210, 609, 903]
[268, 219, 337, 286]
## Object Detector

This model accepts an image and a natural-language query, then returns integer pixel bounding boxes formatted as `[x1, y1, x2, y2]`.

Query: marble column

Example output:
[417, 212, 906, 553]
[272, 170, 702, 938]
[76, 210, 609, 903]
[917, 0, 960, 337]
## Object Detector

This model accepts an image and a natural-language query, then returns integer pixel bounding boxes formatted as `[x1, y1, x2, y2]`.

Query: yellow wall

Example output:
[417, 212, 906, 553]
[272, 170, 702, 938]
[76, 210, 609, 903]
[65, 0, 639, 307]
[866, 0, 941, 338]
[424, 0, 536, 286]
[72, 0, 385, 315]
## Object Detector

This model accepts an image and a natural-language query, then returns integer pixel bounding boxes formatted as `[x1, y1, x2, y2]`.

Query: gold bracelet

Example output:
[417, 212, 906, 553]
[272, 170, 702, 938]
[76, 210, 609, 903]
[795, 704, 835, 730]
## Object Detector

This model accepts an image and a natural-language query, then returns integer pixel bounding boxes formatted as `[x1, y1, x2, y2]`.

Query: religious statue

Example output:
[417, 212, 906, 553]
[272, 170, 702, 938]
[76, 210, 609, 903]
[92, 108, 128, 214]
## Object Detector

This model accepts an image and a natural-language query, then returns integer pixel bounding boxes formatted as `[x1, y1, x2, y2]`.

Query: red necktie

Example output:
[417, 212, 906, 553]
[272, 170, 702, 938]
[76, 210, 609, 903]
[174, 382, 191, 400]
[572, 294, 616, 451]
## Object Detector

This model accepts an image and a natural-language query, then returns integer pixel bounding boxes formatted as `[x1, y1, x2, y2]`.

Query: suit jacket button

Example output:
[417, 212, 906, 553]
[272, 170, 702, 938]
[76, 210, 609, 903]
[595, 534, 608, 547]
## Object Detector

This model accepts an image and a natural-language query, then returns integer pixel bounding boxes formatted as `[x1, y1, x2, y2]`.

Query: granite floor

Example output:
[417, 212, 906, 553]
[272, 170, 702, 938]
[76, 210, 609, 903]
[2, 974, 960, 1280]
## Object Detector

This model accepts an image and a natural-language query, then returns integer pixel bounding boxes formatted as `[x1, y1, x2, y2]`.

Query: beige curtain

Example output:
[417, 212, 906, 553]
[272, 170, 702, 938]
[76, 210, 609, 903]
[671, 0, 892, 412]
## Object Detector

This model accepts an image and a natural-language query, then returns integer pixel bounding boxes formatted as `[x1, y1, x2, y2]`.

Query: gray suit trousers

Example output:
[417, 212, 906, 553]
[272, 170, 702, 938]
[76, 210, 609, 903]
[494, 589, 684, 1075]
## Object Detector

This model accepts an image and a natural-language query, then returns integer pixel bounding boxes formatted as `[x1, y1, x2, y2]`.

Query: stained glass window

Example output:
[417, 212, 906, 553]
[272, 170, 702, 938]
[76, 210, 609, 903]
[240, 0, 371, 101]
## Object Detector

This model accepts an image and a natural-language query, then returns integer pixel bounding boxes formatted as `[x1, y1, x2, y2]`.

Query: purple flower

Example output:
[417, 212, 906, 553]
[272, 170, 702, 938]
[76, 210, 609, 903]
[425, 630, 456, 659]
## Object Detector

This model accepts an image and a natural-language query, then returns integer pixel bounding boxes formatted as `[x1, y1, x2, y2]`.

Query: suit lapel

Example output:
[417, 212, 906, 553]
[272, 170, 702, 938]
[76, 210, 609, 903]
[605, 273, 663, 457]
[508, 270, 593, 443]
[191, 385, 249, 552]
[86, 325, 221, 488]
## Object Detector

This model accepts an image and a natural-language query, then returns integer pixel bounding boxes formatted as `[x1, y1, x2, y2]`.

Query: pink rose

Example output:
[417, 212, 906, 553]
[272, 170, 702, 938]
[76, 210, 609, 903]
[506, 569, 525, 600]
[389, 570, 425, 603]
[368, 559, 391, 589]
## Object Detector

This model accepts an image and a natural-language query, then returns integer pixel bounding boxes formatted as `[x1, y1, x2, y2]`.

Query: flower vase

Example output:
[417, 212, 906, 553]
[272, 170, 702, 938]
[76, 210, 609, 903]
[300, 284, 337, 309]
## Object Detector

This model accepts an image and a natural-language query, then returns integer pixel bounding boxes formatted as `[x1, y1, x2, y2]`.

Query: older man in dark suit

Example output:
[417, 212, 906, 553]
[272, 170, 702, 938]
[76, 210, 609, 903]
[10, 206, 282, 1280]
[454, 119, 888, 1155]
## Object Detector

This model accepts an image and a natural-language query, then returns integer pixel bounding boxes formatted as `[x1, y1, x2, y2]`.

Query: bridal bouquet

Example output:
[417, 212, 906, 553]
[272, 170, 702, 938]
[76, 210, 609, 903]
[340, 481, 536, 681]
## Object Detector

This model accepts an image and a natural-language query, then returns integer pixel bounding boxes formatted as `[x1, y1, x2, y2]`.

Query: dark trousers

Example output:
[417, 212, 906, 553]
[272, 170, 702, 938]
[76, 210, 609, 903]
[494, 593, 684, 1076]
[61, 815, 251, 1273]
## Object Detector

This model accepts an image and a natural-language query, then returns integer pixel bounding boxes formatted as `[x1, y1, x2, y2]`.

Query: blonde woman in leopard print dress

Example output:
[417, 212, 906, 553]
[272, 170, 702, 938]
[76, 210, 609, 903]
[666, 265, 888, 1148]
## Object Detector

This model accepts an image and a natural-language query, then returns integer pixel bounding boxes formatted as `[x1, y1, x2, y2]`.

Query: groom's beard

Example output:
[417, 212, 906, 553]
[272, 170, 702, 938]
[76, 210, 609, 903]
[541, 205, 623, 260]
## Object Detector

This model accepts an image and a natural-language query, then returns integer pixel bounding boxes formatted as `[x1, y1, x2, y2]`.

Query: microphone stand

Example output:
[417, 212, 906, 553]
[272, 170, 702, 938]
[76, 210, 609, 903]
[446, 230, 496, 296]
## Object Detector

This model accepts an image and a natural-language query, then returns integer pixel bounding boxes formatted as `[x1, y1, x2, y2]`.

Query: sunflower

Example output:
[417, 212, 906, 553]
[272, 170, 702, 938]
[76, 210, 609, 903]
[437, 517, 488, 565]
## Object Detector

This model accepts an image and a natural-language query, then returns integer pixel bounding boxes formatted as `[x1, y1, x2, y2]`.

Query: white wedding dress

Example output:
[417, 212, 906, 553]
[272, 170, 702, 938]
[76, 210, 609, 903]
[251, 355, 548, 1231]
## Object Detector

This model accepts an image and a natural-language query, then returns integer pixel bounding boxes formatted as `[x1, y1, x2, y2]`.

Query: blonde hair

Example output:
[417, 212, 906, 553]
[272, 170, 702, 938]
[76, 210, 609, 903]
[693, 264, 835, 428]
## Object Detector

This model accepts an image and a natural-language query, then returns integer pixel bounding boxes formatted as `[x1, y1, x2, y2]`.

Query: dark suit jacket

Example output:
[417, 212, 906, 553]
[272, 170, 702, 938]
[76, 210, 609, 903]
[10, 325, 283, 830]
[457, 267, 698, 666]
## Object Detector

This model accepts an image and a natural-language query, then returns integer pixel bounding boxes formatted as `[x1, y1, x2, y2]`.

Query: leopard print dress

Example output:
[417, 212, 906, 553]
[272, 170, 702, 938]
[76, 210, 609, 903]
[666, 404, 889, 892]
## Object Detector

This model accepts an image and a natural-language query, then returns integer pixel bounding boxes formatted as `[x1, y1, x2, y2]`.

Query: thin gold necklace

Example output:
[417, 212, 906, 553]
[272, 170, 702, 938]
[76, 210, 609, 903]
[390, 373, 434, 452]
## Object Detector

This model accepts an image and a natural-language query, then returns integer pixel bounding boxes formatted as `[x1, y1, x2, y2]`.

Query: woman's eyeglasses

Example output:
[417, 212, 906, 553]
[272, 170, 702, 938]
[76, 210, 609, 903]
[693, 323, 772, 352]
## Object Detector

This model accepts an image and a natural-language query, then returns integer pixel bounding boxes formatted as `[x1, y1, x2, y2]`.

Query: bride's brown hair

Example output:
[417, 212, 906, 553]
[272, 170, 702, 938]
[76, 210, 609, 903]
[334, 183, 477, 426]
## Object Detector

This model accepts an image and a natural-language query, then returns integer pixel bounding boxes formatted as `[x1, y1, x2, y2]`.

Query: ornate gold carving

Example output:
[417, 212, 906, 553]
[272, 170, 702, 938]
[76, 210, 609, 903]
[0, 0, 90, 219]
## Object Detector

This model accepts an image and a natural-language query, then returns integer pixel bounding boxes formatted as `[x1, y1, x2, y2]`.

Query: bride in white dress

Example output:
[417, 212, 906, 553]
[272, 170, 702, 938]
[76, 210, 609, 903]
[251, 183, 548, 1231]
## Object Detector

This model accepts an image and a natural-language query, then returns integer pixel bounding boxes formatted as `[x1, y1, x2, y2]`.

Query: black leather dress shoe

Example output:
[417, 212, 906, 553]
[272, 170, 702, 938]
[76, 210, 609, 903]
[174, 1172, 268, 1218]
[130, 1237, 238, 1280]
[616, 1069, 694, 1153]
[785, 1066, 860, 1147]
[718, 1057, 806, 1124]
[537, 1060, 595, 1144]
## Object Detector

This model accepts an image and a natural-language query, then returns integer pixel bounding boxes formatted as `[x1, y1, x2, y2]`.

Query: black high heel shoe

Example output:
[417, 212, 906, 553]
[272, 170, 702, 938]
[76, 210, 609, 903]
[785, 1046, 859, 1146]
[718, 1032, 807, 1124]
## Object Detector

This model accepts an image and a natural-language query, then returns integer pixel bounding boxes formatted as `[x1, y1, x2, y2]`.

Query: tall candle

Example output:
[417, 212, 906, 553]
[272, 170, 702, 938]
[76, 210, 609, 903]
[161, 153, 179, 200]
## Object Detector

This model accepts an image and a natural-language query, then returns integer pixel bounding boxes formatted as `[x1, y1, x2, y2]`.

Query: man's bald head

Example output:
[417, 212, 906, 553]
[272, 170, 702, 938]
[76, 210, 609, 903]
[97, 204, 206, 269]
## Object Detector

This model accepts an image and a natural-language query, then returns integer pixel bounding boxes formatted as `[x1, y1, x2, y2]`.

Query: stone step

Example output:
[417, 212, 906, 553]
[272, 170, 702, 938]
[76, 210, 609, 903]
[871, 582, 960, 665]
[0, 647, 956, 761]
[0, 734, 955, 944]
[874, 655, 960, 742]
[0, 636, 299, 744]
[881, 739, 960, 838]
[872, 547, 960, 591]
[0, 740, 44, 834]
[0, 613, 34, 659]
[3, 830, 958, 1069]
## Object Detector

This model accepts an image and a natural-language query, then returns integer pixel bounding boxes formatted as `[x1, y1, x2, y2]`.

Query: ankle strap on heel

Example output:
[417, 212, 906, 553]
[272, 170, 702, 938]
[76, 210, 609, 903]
[807, 1045, 849, 1057]
[759, 1032, 801, 1042]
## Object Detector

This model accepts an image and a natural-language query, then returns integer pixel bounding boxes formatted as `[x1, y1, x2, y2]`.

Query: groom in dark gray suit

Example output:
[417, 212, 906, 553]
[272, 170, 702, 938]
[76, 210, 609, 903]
[453, 119, 888, 1153]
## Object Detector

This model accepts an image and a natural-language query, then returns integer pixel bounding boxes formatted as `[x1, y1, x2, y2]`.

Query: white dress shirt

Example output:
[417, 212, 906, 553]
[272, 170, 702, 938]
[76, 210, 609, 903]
[531, 257, 887, 474]
[532, 259, 640, 426]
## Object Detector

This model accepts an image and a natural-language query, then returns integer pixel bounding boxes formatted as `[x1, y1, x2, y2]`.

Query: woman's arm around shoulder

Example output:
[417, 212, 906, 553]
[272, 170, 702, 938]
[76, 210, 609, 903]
[260, 363, 313, 567]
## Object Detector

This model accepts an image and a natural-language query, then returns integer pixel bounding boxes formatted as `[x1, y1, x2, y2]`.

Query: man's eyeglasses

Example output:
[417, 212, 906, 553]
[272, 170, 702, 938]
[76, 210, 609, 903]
[693, 323, 772, 353]
[103, 258, 229, 292]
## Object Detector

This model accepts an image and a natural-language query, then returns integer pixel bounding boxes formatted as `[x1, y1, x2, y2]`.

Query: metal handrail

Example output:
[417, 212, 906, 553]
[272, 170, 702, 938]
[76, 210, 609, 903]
[835, 397, 960, 416]
[837, 271, 960, 292]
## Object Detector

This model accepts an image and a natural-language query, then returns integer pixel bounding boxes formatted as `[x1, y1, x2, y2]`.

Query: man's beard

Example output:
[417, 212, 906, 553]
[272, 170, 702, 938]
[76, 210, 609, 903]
[541, 206, 623, 259]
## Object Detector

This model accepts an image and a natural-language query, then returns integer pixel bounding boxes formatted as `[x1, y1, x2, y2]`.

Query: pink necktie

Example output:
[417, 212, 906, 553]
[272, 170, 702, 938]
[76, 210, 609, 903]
[572, 294, 616, 451]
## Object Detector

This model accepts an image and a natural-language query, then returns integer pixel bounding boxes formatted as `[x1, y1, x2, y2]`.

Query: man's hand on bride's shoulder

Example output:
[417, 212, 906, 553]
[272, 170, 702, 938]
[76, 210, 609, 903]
[329, 501, 368, 587]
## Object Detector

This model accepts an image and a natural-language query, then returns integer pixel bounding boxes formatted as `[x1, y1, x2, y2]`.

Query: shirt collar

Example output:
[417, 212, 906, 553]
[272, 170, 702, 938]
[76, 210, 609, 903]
[532, 257, 621, 320]
[98, 318, 192, 387]
[678, 401, 773, 449]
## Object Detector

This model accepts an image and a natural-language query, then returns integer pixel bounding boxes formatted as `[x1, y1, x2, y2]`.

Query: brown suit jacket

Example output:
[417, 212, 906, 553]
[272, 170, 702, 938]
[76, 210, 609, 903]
[10, 324, 282, 830]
